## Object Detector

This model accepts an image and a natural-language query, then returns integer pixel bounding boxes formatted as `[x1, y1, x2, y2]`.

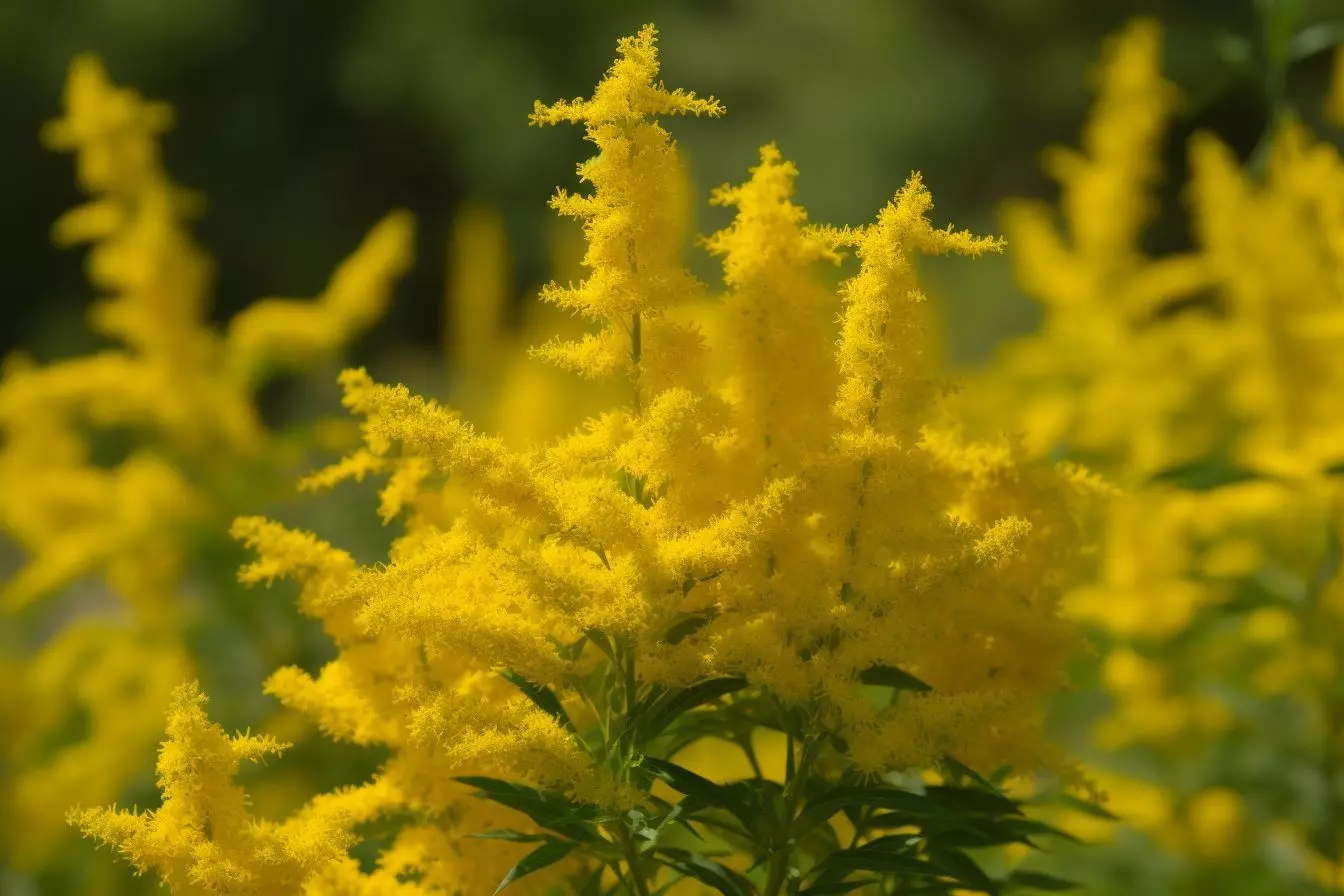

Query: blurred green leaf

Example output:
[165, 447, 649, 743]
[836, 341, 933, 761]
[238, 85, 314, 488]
[493, 839, 577, 894]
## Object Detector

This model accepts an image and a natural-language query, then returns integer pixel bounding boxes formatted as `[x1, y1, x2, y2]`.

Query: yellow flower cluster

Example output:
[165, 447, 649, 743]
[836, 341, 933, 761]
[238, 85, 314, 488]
[1, 55, 413, 875]
[70, 26, 1102, 892]
[984, 17, 1344, 884]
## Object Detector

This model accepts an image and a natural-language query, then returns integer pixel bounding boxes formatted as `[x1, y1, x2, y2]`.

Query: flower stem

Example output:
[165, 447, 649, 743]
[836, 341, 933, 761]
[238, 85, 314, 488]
[764, 732, 816, 896]
[621, 826, 653, 896]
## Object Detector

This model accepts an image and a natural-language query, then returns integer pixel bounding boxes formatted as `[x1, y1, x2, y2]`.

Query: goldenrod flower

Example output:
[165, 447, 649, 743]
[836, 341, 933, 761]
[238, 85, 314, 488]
[71, 24, 1100, 894]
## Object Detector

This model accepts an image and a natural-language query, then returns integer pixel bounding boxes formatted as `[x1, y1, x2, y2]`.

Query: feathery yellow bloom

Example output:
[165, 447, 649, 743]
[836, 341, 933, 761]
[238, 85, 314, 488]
[222, 25, 1095, 803]
[71, 683, 401, 895]
[76, 24, 1101, 894]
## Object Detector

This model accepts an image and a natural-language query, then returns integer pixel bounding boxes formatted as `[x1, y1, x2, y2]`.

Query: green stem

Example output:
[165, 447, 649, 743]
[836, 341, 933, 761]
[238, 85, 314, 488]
[1247, 0, 1304, 175]
[625, 646, 639, 718]
[620, 827, 653, 896]
[742, 736, 764, 780]
[764, 734, 816, 896]
[1258, 0, 1304, 103]
[609, 638, 652, 895]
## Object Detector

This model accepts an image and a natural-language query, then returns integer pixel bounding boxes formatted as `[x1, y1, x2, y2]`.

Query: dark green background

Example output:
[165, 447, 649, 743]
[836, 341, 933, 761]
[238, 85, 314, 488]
[2, 0, 1339, 370]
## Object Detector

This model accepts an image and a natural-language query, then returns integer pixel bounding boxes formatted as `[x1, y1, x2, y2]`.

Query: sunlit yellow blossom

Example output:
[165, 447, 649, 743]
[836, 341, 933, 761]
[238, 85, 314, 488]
[226, 24, 1094, 801]
[529, 23, 721, 397]
[75, 24, 1101, 894]
[71, 684, 402, 895]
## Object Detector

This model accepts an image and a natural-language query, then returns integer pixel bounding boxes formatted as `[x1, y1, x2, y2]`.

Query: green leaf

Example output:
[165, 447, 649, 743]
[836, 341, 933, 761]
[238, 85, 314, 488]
[797, 882, 877, 895]
[1056, 793, 1118, 821]
[558, 633, 590, 663]
[808, 842, 941, 880]
[798, 785, 959, 833]
[641, 757, 725, 800]
[863, 811, 926, 829]
[928, 847, 996, 893]
[648, 799, 705, 844]
[494, 840, 578, 894]
[586, 629, 617, 662]
[656, 848, 756, 896]
[642, 758, 746, 817]
[455, 776, 600, 842]
[498, 668, 577, 734]
[1263, 0, 1307, 73]
[1147, 459, 1263, 491]
[640, 757, 759, 837]
[661, 611, 717, 645]
[1311, 518, 1343, 598]
[858, 665, 932, 692]
[1002, 870, 1082, 892]
[1001, 817, 1083, 845]
[795, 813, 843, 861]
[635, 677, 750, 743]
[924, 785, 1023, 817]
[927, 816, 1081, 851]
[939, 755, 1000, 792]
[1290, 19, 1344, 63]
[576, 865, 607, 896]
[469, 829, 554, 843]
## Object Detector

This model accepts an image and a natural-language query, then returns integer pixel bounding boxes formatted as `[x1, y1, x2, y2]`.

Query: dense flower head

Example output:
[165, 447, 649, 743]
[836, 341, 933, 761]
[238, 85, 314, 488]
[528, 24, 723, 396]
[70, 683, 404, 896]
[72, 24, 1102, 894]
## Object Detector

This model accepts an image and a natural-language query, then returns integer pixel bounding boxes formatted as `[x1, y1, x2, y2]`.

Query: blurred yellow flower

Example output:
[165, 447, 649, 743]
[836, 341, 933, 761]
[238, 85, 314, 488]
[2, 53, 413, 881]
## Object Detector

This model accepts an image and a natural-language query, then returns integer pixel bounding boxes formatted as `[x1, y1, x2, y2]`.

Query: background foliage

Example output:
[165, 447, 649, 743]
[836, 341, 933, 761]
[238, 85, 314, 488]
[3, 0, 1338, 369]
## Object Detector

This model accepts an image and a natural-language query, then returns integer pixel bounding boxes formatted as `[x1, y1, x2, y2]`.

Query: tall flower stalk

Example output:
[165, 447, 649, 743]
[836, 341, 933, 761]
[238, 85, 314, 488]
[70, 25, 1102, 895]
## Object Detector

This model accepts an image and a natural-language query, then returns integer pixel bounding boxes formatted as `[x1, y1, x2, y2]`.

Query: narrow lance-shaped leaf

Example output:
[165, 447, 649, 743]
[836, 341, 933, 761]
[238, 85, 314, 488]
[455, 776, 601, 842]
[797, 785, 961, 834]
[923, 784, 1024, 817]
[807, 839, 943, 885]
[634, 676, 750, 743]
[928, 846, 997, 893]
[1002, 869, 1083, 892]
[499, 667, 578, 733]
[1055, 793, 1118, 821]
[1147, 458, 1265, 491]
[796, 881, 876, 895]
[656, 847, 756, 896]
[661, 610, 718, 645]
[939, 755, 1000, 792]
[858, 665, 933, 692]
[469, 829, 554, 843]
[494, 840, 578, 894]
